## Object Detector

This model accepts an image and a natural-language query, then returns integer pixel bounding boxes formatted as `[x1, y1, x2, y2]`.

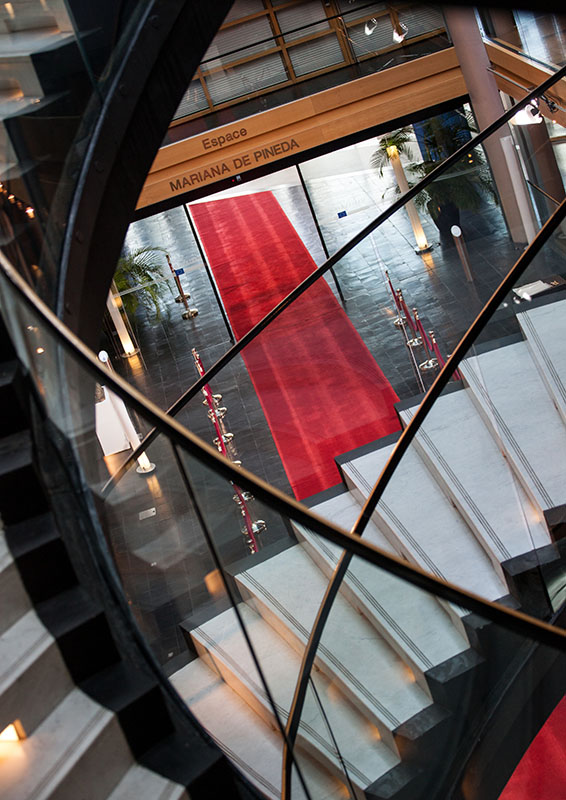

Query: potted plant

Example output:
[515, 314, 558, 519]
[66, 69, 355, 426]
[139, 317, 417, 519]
[113, 246, 173, 321]
[412, 112, 498, 235]
[371, 114, 498, 237]
[369, 126, 415, 177]
[370, 127, 431, 252]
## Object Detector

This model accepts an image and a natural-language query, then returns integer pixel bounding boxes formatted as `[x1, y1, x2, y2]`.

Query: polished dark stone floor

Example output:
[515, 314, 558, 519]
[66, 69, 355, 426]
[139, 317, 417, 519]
[101, 157, 566, 666]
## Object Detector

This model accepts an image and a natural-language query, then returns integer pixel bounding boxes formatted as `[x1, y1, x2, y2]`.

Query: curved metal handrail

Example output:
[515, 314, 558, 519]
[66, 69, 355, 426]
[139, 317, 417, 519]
[1, 251, 566, 652]
[281, 195, 566, 798]
[102, 60, 566, 497]
[4, 54, 566, 800]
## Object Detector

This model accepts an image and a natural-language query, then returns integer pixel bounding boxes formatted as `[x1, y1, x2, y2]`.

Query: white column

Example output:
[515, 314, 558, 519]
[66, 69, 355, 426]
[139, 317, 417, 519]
[500, 136, 538, 243]
[106, 290, 138, 356]
[388, 146, 430, 252]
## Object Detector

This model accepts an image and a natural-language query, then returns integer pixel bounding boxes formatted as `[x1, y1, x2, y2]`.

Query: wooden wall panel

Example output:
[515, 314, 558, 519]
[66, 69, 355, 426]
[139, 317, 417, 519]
[137, 48, 465, 209]
[485, 41, 566, 128]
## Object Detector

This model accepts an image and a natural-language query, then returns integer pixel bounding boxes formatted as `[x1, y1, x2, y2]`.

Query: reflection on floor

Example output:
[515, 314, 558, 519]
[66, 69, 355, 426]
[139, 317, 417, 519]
[514, 10, 566, 67]
[105, 163, 564, 666]
[190, 191, 400, 499]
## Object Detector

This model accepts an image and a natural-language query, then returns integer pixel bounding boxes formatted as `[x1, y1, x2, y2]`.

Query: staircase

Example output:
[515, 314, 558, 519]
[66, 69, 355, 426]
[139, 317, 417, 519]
[0, 0, 104, 276]
[172, 294, 566, 798]
[0, 316, 220, 799]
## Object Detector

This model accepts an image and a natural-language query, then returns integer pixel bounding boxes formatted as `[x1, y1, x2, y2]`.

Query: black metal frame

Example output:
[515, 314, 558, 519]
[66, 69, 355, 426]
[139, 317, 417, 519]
[58, 0, 234, 349]
[103, 62, 566, 494]
[295, 163, 346, 306]
[172, 443, 314, 800]
[182, 202, 235, 342]
[3, 249, 566, 651]
[281, 193, 566, 799]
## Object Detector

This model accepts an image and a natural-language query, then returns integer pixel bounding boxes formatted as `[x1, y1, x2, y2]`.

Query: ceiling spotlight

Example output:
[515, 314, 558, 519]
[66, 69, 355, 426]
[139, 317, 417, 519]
[392, 21, 408, 43]
[541, 94, 558, 113]
[364, 17, 377, 35]
[510, 99, 543, 125]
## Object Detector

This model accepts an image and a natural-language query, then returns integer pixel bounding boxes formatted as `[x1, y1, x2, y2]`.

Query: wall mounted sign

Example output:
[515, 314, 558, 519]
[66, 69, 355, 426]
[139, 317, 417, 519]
[168, 138, 300, 192]
[138, 49, 466, 210]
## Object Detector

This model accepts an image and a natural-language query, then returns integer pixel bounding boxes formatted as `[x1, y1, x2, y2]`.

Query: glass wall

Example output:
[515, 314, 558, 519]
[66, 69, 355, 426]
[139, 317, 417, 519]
[170, 0, 449, 132]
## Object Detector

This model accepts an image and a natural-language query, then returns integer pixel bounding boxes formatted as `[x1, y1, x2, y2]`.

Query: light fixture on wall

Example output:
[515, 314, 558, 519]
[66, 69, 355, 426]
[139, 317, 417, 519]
[386, 144, 432, 253]
[510, 99, 543, 125]
[392, 21, 408, 43]
[364, 17, 377, 35]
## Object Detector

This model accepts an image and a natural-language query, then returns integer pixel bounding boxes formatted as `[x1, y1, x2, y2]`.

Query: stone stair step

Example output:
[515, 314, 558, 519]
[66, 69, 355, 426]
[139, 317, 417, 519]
[0, 430, 50, 524]
[0, 360, 27, 438]
[0, 687, 132, 800]
[0, 607, 73, 737]
[295, 489, 471, 693]
[5, 512, 76, 605]
[518, 299, 566, 426]
[0, 29, 73, 57]
[190, 603, 400, 793]
[0, 0, 64, 33]
[236, 543, 436, 752]
[171, 658, 346, 800]
[461, 341, 566, 512]
[107, 764, 189, 800]
[398, 388, 551, 568]
[0, 529, 31, 634]
[340, 442, 508, 613]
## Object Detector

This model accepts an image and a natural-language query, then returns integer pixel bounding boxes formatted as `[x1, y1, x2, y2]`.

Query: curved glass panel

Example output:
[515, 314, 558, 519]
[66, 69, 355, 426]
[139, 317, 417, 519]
[294, 535, 566, 800]
[2, 200, 566, 800]
[2, 39, 566, 800]
[0, 1, 151, 308]
[151, 116, 541, 517]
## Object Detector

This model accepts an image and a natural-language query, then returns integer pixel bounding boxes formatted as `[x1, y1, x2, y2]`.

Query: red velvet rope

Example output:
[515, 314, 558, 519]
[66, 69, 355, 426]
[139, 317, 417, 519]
[415, 315, 432, 350]
[398, 293, 417, 333]
[193, 349, 257, 550]
[386, 272, 402, 312]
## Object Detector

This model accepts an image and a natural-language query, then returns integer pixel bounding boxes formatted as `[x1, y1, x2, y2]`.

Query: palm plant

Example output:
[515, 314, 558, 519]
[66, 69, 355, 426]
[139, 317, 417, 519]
[369, 126, 415, 176]
[113, 246, 172, 320]
[407, 116, 497, 234]
[371, 113, 498, 235]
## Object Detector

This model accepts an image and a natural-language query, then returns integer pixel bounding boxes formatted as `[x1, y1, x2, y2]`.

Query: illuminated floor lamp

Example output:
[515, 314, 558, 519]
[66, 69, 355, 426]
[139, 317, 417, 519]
[97, 351, 155, 474]
[106, 283, 139, 357]
[386, 144, 433, 254]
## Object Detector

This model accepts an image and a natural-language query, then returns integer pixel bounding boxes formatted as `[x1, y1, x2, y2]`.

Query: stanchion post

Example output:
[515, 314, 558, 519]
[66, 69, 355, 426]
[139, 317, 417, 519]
[296, 164, 346, 306]
[397, 315, 426, 393]
[166, 253, 198, 320]
[451, 225, 474, 282]
[183, 203, 235, 342]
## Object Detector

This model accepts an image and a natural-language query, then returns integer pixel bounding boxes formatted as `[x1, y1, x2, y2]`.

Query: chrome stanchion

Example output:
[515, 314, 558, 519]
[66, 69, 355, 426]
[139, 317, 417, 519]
[166, 254, 198, 319]
[451, 225, 474, 283]
[397, 314, 426, 393]
[192, 348, 266, 553]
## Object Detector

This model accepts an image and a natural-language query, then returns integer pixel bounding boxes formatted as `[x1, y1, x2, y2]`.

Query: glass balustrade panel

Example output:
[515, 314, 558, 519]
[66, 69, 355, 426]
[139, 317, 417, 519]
[292, 528, 566, 800]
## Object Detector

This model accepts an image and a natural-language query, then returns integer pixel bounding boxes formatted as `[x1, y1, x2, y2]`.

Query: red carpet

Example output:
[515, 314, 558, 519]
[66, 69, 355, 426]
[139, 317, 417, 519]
[498, 695, 566, 800]
[190, 191, 400, 500]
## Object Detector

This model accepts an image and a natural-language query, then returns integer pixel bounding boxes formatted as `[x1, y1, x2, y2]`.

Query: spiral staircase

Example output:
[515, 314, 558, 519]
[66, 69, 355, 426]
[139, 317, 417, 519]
[1, 3, 566, 800]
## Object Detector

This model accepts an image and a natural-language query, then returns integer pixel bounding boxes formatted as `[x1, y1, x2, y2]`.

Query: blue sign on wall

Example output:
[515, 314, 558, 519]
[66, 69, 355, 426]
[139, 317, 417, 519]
[174, 268, 185, 276]
[337, 211, 347, 218]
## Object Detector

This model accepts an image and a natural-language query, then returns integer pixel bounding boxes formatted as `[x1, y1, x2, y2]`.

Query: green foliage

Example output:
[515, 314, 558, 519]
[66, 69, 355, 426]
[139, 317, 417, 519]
[369, 126, 414, 176]
[408, 157, 497, 218]
[113, 246, 172, 320]
[371, 111, 498, 221]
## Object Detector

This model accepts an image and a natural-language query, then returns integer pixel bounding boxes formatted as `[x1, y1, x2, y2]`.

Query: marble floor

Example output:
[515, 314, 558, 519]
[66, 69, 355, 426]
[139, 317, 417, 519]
[101, 148, 566, 666]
